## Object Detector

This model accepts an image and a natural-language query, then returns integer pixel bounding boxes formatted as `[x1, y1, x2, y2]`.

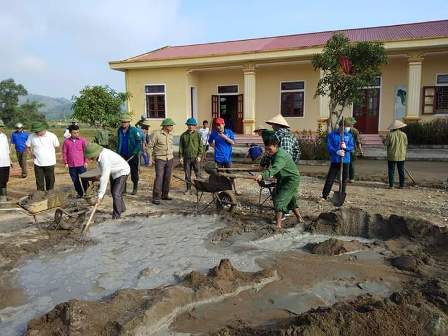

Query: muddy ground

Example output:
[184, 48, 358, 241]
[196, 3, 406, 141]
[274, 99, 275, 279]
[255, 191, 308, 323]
[0, 160, 447, 335]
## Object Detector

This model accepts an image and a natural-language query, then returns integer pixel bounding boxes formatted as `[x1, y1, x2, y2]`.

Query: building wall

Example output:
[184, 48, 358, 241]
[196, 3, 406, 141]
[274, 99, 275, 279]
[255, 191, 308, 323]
[124, 51, 448, 135]
[125, 67, 190, 135]
[196, 69, 244, 125]
[255, 63, 320, 131]
[421, 53, 448, 122]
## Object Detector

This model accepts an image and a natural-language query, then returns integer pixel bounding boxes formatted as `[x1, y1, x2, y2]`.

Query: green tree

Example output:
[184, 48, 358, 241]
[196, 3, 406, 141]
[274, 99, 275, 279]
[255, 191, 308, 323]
[0, 78, 28, 126]
[72, 85, 129, 128]
[16, 101, 47, 127]
[312, 33, 388, 129]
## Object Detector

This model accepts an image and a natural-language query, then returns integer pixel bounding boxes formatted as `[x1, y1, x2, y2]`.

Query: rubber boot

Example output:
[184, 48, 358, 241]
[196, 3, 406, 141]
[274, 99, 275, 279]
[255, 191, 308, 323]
[131, 183, 138, 195]
[0, 188, 7, 202]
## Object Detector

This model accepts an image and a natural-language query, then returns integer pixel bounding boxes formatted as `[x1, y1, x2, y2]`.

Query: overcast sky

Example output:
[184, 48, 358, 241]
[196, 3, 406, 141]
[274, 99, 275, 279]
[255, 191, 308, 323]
[1, 0, 447, 99]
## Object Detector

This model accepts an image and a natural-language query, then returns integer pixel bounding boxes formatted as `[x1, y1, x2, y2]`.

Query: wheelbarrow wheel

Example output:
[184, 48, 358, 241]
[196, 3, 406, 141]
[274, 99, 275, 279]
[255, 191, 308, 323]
[54, 208, 64, 225]
[216, 191, 236, 213]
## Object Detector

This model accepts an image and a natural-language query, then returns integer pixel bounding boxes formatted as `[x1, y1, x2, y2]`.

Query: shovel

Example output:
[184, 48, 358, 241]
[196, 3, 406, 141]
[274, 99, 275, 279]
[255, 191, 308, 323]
[80, 200, 100, 236]
[332, 117, 346, 207]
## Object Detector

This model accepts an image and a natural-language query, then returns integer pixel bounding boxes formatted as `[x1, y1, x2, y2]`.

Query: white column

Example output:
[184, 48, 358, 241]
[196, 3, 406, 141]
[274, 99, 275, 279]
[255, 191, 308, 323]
[318, 70, 331, 131]
[406, 55, 423, 121]
[243, 63, 256, 134]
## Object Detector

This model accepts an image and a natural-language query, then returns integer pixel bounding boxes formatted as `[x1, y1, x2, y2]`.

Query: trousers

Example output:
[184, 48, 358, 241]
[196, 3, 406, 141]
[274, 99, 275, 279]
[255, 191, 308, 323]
[152, 159, 173, 201]
[34, 165, 55, 191]
[183, 157, 199, 190]
[16, 151, 27, 177]
[110, 175, 128, 219]
[322, 162, 349, 198]
[69, 166, 89, 196]
[388, 161, 405, 187]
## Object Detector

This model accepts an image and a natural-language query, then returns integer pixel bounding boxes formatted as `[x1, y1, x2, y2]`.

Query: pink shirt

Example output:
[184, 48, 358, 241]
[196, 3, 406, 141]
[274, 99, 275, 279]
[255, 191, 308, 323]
[63, 137, 88, 167]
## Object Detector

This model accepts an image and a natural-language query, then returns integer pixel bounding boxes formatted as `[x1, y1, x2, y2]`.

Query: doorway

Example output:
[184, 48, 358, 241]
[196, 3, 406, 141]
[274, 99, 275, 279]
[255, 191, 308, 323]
[211, 94, 243, 133]
[353, 88, 380, 134]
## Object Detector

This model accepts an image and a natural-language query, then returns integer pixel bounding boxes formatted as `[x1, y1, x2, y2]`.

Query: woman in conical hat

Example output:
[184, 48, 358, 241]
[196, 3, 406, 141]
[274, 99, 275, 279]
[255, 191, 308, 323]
[265, 114, 300, 163]
[385, 120, 408, 188]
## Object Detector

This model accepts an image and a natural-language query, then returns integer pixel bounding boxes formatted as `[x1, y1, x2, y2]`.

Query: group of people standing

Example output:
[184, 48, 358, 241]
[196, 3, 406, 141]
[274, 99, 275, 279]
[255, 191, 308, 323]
[0, 112, 408, 227]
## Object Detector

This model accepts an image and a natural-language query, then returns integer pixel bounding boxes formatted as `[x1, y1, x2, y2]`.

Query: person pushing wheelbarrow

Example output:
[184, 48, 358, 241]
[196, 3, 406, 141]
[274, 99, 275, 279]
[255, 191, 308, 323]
[255, 137, 303, 230]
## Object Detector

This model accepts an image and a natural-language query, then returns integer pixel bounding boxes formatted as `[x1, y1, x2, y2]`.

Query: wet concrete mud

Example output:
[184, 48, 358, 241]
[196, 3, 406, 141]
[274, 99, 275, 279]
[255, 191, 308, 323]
[1, 169, 447, 335]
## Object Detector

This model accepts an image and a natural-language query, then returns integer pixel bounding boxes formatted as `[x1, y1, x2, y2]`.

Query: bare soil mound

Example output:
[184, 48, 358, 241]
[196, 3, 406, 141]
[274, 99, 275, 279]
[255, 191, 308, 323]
[306, 238, 366, 256]
[213, 280, 448, 336]
[26, 259, 277, 336]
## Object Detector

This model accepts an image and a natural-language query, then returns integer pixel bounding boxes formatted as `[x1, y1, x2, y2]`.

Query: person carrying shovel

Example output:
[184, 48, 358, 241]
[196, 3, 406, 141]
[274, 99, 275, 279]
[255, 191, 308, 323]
[84, 143, 130, 219]
[255, 137, 302, 230]
[321, 119, 355, 202]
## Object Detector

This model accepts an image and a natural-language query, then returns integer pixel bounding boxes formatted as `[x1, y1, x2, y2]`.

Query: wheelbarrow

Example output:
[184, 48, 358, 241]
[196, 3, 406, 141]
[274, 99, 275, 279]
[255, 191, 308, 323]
[173, 174, 238, 213]
[0, 190, 88, 230]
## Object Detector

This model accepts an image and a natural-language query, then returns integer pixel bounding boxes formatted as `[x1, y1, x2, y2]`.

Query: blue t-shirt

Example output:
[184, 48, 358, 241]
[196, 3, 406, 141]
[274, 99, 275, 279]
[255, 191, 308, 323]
[119, 128, 130, 157]
[248, 145, 263, 161]
[11, 130, 29, 153]
[208, 129, 235, 164]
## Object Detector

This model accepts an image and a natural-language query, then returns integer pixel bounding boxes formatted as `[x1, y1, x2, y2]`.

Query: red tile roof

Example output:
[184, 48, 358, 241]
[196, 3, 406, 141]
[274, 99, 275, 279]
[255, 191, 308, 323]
[124, 20, 448, 63]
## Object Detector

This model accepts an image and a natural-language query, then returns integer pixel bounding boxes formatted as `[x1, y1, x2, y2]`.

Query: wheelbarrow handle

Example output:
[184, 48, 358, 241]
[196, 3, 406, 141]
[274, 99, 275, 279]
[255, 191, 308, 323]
[219, 173, 258, 180]
[172, 174, 193, 185]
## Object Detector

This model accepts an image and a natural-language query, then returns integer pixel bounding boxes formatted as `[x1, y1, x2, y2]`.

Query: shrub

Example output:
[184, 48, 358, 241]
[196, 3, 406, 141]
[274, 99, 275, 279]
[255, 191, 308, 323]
[295, 129, 330, 161]
[403, 118, 448, 145]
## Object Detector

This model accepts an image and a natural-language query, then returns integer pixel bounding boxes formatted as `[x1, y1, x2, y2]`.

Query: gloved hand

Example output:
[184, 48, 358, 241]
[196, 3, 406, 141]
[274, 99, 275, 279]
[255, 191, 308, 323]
[336, 150, 345, 157]
[196, 157, 201, 163]
[341, 142, 346, 149]
[179, 158, 184, 165]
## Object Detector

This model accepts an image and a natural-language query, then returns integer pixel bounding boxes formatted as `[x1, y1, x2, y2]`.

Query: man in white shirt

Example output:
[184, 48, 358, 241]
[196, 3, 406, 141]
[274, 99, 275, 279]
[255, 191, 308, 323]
[84, 143, 130, 219]
[198, 120, 210, 160]
[26, 122, 60, 191]
[0, 119, 11, 202]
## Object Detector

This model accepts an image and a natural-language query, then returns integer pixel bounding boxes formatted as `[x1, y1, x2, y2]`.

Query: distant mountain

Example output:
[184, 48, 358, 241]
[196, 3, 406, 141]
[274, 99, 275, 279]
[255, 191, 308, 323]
[19, 94, 72, 120]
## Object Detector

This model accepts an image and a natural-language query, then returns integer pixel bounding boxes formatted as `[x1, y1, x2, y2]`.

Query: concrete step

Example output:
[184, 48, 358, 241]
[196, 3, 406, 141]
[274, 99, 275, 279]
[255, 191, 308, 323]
[360, 134, 384, 147]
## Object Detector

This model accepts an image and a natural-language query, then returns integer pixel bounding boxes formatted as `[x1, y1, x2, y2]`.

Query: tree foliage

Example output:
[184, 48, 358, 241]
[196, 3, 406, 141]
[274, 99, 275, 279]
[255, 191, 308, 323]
[312, 33, 388, 129]
[72, 85, 129, 128]
[0, 78, 47, 127]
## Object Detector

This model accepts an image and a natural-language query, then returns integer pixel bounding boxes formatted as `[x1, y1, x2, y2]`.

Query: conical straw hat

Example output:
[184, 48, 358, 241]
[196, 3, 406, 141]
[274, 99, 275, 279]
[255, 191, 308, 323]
[388, 120, 407, 130]
[266, 114, 290, 128]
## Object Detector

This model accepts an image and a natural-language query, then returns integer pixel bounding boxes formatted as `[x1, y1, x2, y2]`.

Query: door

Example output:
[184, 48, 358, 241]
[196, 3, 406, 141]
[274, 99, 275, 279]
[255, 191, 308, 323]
[353, 88, 380, 134]
[211, 94, 244, 133]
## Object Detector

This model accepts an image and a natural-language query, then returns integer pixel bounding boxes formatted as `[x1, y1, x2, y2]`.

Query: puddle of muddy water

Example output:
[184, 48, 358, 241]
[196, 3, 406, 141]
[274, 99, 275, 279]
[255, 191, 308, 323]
[0, 215, 381, 336]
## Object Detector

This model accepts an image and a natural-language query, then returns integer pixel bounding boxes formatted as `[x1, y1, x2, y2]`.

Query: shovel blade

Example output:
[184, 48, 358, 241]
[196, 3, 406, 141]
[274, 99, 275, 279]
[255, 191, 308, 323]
[332, 191, 346, 207]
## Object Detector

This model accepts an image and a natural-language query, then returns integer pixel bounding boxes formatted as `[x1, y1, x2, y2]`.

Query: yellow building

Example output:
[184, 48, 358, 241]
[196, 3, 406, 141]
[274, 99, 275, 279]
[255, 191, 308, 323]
[110, 20, 448, 136]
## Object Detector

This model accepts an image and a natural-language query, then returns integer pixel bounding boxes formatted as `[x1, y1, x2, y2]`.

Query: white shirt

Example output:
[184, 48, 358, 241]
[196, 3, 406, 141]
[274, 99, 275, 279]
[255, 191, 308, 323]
[0, 133, 11, 167]
[63, 128, 71, 139]
[198, 127, 210, 145]
[26, 131, 60, 166]
[97, 148, 130, 199]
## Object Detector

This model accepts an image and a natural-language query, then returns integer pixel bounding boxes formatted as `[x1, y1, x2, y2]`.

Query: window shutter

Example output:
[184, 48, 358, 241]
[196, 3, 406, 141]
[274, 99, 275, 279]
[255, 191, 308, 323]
[422, 86, 436, 115]
[211, 95, 219, 119]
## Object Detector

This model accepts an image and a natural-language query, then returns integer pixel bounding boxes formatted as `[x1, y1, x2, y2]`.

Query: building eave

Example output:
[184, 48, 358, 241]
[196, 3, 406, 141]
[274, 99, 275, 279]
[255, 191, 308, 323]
[109, 37, 448, 71]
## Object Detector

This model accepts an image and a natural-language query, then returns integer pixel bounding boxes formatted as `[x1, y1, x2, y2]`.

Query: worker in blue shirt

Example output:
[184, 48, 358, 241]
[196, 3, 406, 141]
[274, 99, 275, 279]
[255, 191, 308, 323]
[321, 119, 355, 201]
[208, 117, 240, 194]
[10, 122, 29, 178]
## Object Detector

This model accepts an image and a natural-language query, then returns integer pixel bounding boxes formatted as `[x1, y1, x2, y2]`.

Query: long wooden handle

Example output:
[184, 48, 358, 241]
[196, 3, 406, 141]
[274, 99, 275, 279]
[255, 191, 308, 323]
[216, 167, 262, 172]
[219, 173, 258, 180]
[404, 167, 416, 184]
[81, 202, 99, 235]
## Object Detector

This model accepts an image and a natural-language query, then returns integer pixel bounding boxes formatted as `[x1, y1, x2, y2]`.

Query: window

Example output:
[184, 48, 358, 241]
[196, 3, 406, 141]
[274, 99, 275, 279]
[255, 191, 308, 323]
[218, 85, 238, 94]
[145, 84, 166, 119]
[280, 81, 304, 117]
[422, 74, 448, 115]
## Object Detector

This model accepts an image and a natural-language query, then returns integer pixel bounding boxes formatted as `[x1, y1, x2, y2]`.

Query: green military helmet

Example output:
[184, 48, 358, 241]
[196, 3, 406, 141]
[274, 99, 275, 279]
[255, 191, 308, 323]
[31, 122, 46, 133]
[185, 117, 197, 126]
[0, 119, 5, 127]
[120, 113, 132, 122]
[161, 118, 175, 126]
[84, 143, 104, 158]
[345, 117, 357, 126]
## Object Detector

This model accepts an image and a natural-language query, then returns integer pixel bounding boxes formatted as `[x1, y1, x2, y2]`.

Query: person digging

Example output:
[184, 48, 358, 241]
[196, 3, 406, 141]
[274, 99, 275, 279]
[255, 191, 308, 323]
[84, 143, 130, 219]
[255, 137, 303, 230]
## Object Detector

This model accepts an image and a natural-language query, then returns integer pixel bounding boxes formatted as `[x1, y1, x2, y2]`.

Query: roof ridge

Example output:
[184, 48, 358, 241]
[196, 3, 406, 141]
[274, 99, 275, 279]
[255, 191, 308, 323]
[149, 19, 448, 51]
